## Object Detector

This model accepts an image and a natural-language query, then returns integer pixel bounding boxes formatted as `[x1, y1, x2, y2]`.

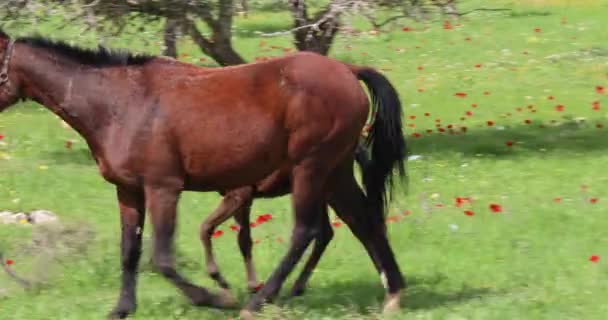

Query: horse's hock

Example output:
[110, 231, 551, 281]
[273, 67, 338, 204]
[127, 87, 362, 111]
[0, 210, 58, 225]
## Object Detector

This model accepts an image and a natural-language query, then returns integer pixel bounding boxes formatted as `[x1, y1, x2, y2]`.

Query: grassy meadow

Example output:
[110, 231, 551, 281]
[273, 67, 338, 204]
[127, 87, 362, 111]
[1, 0, 608, 319]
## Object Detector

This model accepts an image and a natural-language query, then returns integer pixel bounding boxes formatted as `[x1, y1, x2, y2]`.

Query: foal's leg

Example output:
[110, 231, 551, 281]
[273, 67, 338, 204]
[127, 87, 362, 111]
[145, 185, 236, 309]
[328, 167, 405, 314]
[289, 206, 333, 297]
[241, 165, 326, 318]
[200, 187, 254, 291]
[233, 202, 263, 292]
[109, 186, 146, 319]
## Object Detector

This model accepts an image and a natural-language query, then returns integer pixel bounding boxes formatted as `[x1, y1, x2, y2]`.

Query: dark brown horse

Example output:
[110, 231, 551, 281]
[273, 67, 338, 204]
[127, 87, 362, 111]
[0, 30, 407, 319]
[200, 144, 371, 295]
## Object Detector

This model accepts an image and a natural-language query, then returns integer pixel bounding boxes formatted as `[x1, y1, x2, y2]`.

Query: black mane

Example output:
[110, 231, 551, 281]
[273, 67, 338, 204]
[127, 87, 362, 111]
[16, 36, 155, 67]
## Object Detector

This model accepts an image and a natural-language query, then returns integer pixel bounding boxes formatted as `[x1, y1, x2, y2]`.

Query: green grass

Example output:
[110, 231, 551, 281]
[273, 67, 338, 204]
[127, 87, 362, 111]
[2, 1, 608, 319]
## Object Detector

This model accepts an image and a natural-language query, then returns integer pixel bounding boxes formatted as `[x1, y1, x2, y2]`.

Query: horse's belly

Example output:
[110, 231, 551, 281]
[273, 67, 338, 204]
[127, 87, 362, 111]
[181, 139, 288, 191]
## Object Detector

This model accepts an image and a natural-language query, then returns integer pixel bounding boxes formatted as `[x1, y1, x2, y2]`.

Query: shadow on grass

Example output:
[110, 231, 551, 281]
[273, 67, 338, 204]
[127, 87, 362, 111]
[408, 121, 608, 157]
[277, 273, 498, 314]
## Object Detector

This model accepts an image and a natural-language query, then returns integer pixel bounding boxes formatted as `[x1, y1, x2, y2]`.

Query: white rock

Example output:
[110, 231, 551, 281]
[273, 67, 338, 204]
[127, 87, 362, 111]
[0, 211, 15, 224]
[29, 210, 58, 224]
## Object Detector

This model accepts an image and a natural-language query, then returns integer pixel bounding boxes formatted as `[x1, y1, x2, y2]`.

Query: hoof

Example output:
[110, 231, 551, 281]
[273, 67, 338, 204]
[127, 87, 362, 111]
[239, 309, 256, 320]
[382, 292, 401, 314]
[107, 307, 134, 319]
[289, 286, 306, 297]
[214, 289, 238, 309]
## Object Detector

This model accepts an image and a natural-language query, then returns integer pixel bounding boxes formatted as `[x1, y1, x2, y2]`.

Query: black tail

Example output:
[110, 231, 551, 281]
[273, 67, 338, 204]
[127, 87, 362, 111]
[353, 67, 407, 218]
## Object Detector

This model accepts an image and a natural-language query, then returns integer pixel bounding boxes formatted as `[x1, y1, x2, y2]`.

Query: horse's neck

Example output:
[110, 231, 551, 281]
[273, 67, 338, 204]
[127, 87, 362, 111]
[16, 46, 119, 150]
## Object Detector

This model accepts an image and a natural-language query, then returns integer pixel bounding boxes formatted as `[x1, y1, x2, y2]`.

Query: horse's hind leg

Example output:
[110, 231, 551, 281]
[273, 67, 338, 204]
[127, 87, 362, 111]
[108, 186, 146, 319]
[328, 164, 405, 314]
[233, 201, 263, 292]
[200, 187, 253, 293]
[288, 206, 333, 297]
[241, 163, 328, 317]
[145, 185, 236, 309]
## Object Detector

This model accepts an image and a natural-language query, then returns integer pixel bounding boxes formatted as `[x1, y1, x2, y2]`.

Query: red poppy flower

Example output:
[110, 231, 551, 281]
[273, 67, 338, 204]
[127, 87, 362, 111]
[230, 225, 240, 231]
[464, 210, 474, 216]
[475, 64, 482, 68]
[418, 88, 425, 92]
[524, 119, 532, 124]
[589, 255, 600, 263]
[409, 115, 416, 120]
[505, 141, 514, 147]
[256, 213, 273, 224]
[332, 221, 343, 228]
[589, 198, 599, 204]
[471, 104, 478, 108]
[5, 259, 14, 265]
[408, 123, 416, 128]
[455, 92, 467, 98]
[438, 128, 446, 132]
[447, 124, 453, 129]
[555, 104, 565, 112]
[417, 66, 424, 70]
[596, 86, 605, 94]
[424, 112, 431, 116]
[489, 204, 502, 213]
[250, 222, 259, 228]
[0, 134, 4, 140]
[547, 96, 554, 100]
[253, 282, 265, 292]
[402, 27, 412, 32]
[386, 216, 400, 223]
[212, 230, 224, 238]
[403, 210, 412, 215]
[466, 111, 473, 116]
[534, 27, 542, 33]
[553, 197, 562, 203]
[592, 101, 600, 111]
[412, 132, 421, 138]
[486, 121, 495, 126]
[443, 21, 453, 30]
[455, 197, 471, 207]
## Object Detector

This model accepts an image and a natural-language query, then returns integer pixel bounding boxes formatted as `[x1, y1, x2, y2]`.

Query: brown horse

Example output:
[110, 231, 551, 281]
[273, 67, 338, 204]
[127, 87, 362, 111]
[0, 30, 407, 319]
[200, 144, 371, 295]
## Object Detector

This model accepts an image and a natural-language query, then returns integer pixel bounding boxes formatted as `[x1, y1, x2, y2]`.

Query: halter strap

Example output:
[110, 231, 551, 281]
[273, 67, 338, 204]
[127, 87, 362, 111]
[0, 40, 15, 86]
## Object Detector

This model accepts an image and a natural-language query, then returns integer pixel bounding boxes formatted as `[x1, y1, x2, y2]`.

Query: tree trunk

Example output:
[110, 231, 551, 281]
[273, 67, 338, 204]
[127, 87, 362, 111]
[188, 23, 246, 66]
[163, 18, 179, 58]
[289, 0, 341, 56]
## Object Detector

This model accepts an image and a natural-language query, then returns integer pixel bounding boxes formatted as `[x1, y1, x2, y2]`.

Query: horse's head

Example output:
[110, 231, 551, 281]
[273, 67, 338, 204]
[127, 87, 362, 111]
[0, 29, 22, 112]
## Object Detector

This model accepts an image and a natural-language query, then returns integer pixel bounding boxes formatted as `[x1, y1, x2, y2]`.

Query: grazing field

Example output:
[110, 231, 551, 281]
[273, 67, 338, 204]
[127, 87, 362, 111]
[1, 1, 608, 319]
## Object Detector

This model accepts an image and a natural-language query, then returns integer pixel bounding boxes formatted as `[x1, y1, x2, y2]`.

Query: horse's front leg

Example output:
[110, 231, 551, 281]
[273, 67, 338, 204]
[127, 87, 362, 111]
[145, 185, 236, 309]
[200, 187, 254, 294]
[108, 186, 146, 319]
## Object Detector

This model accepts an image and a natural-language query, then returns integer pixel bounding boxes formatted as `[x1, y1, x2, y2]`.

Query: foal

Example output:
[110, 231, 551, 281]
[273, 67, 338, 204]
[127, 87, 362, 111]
[200, 145, 371, 295]
[0, 30, 407, 319]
